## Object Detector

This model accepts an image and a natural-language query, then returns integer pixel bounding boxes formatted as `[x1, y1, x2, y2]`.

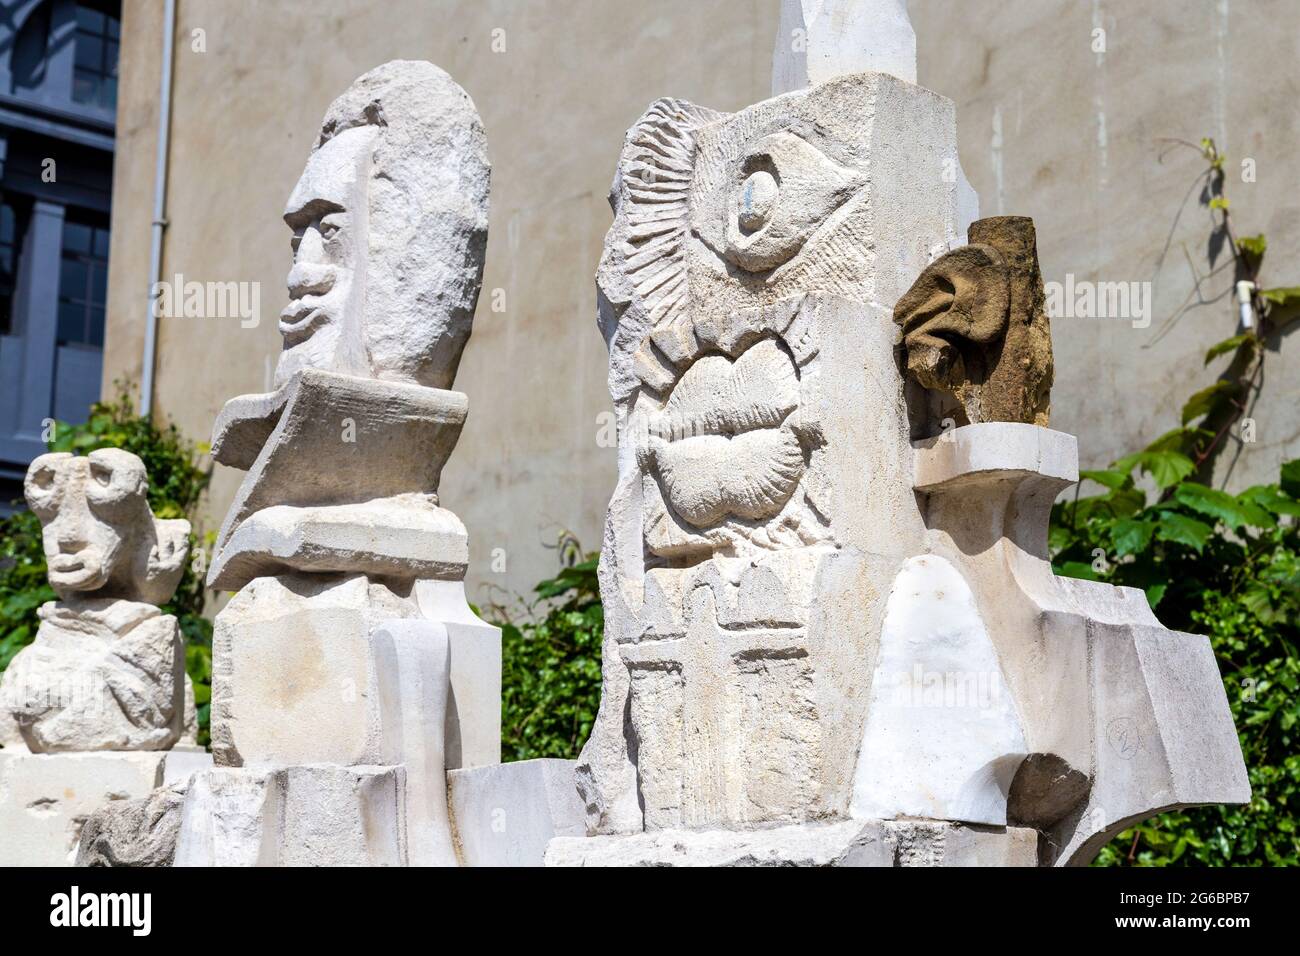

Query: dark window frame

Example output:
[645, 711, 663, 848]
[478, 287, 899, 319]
[71, 3, 121, 111]
[57, 214, 109, 348]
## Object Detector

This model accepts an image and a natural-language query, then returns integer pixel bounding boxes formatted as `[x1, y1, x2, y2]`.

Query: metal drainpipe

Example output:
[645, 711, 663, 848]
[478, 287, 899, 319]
[140, 0, 177, 417]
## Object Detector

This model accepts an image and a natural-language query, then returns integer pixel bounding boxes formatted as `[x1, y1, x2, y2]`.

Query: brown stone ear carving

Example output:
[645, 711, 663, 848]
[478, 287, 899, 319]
[894, 215, 1052, 429]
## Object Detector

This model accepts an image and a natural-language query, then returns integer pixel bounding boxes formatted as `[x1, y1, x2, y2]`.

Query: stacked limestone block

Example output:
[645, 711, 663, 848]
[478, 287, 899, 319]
[73, 59, 588, 869]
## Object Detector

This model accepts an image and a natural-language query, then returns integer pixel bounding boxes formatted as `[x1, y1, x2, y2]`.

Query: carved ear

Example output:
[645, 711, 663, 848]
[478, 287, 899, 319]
[893, 244, 1010, 394]
[141, 517, 191, 605]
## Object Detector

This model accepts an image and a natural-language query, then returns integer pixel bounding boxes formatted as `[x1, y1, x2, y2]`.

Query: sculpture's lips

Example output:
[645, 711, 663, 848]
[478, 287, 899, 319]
[279, 301, 326, 342]
[48, 557, 84, 573]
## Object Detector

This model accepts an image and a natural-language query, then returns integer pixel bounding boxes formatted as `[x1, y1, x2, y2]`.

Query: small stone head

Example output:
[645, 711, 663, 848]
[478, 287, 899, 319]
[24, 449, 191, 605]
[276, 60, 490, 392]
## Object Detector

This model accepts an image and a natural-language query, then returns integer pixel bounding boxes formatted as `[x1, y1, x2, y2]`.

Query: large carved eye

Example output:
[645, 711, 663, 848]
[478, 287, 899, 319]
[722, 131, 865, 274]
[89, 460, 114, 487]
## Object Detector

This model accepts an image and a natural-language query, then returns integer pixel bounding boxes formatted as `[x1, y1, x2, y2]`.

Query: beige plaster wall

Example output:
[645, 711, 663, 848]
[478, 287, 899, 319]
[103, 0, 1299, 604]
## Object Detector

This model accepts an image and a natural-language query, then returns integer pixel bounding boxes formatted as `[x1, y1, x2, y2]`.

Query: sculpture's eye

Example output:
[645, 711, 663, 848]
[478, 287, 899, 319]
[721, 131, 865, 274]
[84, 449, 146, 508]
[737, 168, 779, 234]
[23, 456, 68, 516]
[319, 213, 345, 242]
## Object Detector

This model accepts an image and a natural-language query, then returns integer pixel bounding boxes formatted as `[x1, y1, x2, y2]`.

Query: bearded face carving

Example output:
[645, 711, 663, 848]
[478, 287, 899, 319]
[272, 61, 490, 392]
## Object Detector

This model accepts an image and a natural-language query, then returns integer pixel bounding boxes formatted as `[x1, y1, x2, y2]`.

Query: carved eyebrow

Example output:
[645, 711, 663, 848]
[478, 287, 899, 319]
[284, 198, 346, 230]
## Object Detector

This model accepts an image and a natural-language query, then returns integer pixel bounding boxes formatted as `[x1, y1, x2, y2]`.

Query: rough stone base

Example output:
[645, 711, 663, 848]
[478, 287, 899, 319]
[544, 819, 1038, 867]
[0, 747, 212, 866]
[174, 764, 415, 867]
[448, 759, 584, 866]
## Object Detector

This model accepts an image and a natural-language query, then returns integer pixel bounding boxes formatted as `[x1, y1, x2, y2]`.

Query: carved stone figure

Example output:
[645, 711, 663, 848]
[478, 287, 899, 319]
[550, 1, 1248, 867]
[894, 215, 1053, 431]
[149, 61, 505, 868]
[0, 448, 209, 867]
[0, 449, 190, 752]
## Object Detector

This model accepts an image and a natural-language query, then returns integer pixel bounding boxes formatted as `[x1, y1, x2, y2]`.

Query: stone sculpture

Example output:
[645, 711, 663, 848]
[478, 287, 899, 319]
[0, 448, 208, 865]
[151, 60, 507, 867]
[548, 0, 1248, 866]
[894, 215, 1053, 431]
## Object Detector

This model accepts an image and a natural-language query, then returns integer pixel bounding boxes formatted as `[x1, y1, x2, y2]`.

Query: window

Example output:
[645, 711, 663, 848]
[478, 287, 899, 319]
[57, 217, 109, 348]
[0, 201, 23, 337]
[71, 4, 120, 111]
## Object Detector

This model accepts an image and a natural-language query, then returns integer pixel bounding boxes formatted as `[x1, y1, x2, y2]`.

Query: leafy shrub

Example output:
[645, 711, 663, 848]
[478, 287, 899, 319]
[1053, 447, 1300, 865]
[492, 554, 603, 762]
[0, 388, 213, 744]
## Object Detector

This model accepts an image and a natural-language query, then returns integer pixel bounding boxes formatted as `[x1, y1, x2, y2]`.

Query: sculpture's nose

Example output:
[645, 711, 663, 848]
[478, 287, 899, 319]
[287, 260, 334, 299]
[51, 513, 88, 554]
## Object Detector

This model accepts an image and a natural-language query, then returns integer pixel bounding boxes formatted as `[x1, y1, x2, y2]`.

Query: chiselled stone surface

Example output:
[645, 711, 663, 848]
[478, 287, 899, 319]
[580, 65, 971, 840]
[0, 450, 190, 753]
[0, 448, 212, 870]
[448, 759, 585, 867]
[546, 818, 1038, 867]
[772, 0, 917, 92]
[173, 764, 409, 867]
[894, 216, 1053, 432]
[0, 749, 208, 866]
[850, 554, 1026, 826]
[76, 781, 188, 867]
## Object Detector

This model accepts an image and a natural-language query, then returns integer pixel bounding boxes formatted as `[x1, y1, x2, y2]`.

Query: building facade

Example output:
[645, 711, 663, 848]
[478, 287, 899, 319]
[0, 0, 117, 511]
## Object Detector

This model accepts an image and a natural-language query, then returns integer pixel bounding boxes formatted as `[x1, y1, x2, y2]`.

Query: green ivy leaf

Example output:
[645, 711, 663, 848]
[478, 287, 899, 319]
[1281, 460, 1300, 499]
[1154, 511, 1214, 552]
[1115, 450, 1197, 490]
[1057, 561, 1102, 581]
[1204, 333, 1255, 366]
[1259, 287, 1300, 307]
[1239, 484, 1300, 518]
[1236, 233, 1268, 261]
[1144, 582, 1168, 610]
[1081, 468, 1131, 491]
[1111, 518, 1156, 557]
[1181, 381, 1237, 425]
[1174, 482, 1275, 531]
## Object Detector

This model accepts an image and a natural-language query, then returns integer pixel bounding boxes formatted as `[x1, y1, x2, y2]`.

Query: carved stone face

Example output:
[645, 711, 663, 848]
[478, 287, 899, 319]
[277, 125, 376, 388]
[26, 450, 147, 595]
[23, 449, 190, 604]
[268, 61, 490, 393]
